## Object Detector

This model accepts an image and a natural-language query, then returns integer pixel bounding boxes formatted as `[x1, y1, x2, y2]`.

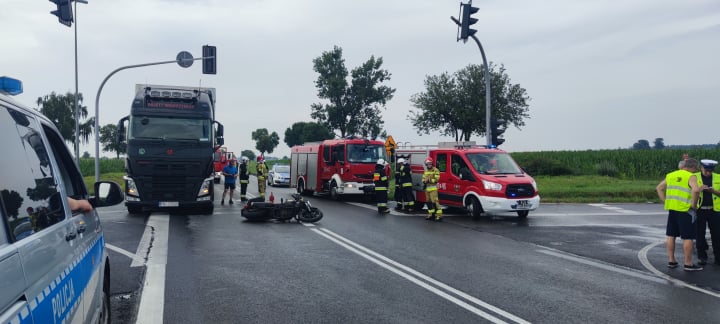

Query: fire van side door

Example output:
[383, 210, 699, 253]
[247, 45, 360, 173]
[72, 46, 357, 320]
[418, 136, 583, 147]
[441, 153, 472, 207]
[432, 151, 452, 205]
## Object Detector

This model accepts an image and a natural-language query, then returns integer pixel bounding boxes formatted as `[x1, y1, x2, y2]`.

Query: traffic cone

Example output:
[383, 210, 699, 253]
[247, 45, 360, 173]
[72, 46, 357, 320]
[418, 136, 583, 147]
[269, 192, 275, 203]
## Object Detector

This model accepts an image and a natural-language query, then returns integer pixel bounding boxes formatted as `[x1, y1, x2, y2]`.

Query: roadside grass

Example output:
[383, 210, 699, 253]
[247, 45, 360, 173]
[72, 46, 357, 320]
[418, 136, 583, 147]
[84, 173, 126, 195]
[535, 175, 660, 203]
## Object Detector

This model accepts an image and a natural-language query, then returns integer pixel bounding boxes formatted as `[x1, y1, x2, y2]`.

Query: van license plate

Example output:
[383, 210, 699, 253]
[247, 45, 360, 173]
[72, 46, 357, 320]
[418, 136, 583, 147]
[517, 200, 529, 208]
[159, 201, 179, 207]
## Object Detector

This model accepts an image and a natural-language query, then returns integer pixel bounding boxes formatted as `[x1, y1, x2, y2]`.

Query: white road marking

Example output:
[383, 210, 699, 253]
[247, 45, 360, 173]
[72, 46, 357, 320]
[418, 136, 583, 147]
[106, 243, 145, 265]
[135, 213, 170, 324]
[537, 249, 666, 284]
[587, 203, 641, 214]
[313, 227, 530, 324]
[131, 224, 153, 267]
[638, 241, 720, 298]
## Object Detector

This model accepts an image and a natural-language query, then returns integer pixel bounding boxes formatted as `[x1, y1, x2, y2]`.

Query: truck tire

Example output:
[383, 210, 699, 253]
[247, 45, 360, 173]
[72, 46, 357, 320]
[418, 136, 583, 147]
[127, 205, 142, 214]
[329, 181, 340, 201]
[517, 210, 529, 219]
[297, 179, 307, 196]
[466, 196, 483, 219]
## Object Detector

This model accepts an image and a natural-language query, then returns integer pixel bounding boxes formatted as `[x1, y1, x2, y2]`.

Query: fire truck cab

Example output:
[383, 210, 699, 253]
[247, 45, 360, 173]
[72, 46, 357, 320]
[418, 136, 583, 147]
[291, 138, 389, 199]
[213, 146, 234, 184]
[397, 142, 539, 218]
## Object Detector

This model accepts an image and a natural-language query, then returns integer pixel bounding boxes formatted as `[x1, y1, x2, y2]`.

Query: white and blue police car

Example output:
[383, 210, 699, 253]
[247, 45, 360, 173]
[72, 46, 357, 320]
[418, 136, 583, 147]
[0, 76, 124, 324]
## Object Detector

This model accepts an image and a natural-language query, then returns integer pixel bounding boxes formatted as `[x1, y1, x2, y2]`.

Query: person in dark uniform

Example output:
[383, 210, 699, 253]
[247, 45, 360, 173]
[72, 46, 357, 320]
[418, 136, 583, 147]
[239, 156, 250, 201]
[395, 158, 415, 212]
[696, 159, 720, 265]
[374, 159, 390, 213]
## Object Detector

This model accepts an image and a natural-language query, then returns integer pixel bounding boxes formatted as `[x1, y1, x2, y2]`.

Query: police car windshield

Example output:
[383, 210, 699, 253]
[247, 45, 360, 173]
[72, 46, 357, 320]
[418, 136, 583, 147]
[129, 116, 210, 141]
[466, 153, 523, 174]
[347, 144, 385, 163]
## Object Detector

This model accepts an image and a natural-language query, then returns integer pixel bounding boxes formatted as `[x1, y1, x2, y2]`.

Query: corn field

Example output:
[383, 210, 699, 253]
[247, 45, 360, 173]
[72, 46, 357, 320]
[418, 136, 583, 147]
[511, 148, 720, 180]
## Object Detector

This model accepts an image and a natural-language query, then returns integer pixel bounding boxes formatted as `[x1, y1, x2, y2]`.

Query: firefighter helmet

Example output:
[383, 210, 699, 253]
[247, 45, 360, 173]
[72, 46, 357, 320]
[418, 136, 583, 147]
[424, 157, 433, 165]
[376, 158, 386, 166]
[241, 156, 249, 162]
[397, 158, 406, 164]
[257, 156, 264, 162]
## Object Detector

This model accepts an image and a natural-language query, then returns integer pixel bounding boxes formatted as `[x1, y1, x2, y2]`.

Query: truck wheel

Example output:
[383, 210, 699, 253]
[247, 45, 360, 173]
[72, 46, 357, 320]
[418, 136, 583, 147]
[330, 181, 340, 200]
[517, 210, 529, 219]
[297, 179, 306, 195]
[127, 205, 142, 214]
[466, 196, 483, 219]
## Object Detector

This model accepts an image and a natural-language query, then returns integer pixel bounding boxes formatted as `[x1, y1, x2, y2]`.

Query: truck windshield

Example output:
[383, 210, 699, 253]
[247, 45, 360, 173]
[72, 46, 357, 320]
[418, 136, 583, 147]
[129, 116, 211, 141]
[347, 144, 385, 163]
[466, 153, 523, 174]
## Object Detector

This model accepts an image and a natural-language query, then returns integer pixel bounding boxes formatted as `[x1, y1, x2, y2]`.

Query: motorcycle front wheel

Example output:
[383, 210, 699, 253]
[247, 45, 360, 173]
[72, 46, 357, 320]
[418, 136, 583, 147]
[297, 207, 323, 223]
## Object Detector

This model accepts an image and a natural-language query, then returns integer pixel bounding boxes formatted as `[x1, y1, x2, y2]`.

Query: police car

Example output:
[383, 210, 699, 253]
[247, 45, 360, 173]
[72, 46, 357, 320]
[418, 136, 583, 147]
[0, 77, 124, 324]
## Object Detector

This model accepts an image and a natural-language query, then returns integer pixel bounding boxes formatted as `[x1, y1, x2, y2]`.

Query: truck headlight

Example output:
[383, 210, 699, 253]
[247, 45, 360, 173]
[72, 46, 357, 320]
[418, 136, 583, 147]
[124, 176, 139, 197]
[482, 179, 502, 191]
[198, 177, 213, 197]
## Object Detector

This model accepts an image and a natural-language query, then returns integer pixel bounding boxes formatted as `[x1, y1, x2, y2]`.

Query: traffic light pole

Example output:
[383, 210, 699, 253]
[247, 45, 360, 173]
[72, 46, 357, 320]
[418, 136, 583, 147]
[468, 34, 492, 147]
[93, 56, 209, 182]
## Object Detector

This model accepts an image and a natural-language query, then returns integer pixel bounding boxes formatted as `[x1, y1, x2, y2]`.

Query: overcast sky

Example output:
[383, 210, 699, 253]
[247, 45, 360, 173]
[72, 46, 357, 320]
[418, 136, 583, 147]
[3, 0, 719, 158]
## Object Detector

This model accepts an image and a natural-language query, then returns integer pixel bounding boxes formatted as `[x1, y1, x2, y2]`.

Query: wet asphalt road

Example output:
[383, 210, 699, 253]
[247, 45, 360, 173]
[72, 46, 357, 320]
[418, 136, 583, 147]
[100, 178, 720, 323]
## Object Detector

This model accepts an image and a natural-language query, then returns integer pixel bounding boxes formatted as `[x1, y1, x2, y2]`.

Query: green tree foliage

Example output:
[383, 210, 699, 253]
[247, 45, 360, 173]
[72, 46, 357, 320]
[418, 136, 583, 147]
[36, 92, 94, 150]
[1, 189, 23, 219]
[99, 124, 126, 158]
[632, 139, 651, 149]
[82, 151, 91, 159]
[240, 150, 256, 161]
[409, 63, 530, 142]
[653, 138, 665, 149]
[284, 121, 335, 148]
[310, 45, 396, 139]
[251, 128, 280, 156]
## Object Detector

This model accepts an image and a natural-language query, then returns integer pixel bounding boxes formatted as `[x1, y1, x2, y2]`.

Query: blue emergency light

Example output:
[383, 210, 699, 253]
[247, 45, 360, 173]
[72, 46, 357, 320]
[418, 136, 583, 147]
[0, 76, 23, 95]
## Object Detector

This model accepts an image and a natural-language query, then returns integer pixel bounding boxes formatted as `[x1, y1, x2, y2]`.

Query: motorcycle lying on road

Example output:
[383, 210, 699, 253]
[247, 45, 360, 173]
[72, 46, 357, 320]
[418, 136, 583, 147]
[240, 193, 324, 223]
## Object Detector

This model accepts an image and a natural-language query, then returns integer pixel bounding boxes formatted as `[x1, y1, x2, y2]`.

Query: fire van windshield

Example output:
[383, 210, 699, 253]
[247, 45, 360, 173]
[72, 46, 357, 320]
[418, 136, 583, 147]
[466, 153, 523, 174]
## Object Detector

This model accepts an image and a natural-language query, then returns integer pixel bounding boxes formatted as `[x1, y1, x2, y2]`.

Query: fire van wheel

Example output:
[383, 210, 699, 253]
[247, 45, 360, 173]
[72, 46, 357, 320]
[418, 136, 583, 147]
[466, 196, 483, 219]
[329, 181, 340, 200]
[517, 210, 529, 219]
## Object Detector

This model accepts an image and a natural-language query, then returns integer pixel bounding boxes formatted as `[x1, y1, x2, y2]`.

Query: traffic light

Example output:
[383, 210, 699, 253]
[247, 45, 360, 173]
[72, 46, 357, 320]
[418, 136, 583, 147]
[49, 0, 73, 27]
[460, 3, 479, 40]
[202, 45, 217, 75]
[490, 119, 506, 147]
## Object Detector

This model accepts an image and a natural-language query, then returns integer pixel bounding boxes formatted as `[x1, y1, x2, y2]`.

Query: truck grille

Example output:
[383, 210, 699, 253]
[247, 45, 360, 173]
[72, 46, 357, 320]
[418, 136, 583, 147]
[505, 184, 535, 198]
[137, 177, 197, 201]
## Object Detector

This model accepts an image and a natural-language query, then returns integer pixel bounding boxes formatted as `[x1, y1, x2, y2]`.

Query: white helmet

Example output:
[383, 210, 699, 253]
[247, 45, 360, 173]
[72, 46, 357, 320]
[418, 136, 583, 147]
[376, 158, 386, 166]
[397, 158, 406, 164]
[241, 156, 249, 162]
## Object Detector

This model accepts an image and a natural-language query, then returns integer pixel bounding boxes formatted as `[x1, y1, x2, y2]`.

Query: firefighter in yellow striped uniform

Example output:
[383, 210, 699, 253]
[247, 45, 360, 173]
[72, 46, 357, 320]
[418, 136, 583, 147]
[423, 157, 442, 221]
[257, 156, 268, 200]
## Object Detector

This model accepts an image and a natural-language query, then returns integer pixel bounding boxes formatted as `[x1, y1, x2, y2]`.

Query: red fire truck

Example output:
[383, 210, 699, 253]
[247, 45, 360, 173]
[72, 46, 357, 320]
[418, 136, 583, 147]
[396, 142, 539, 218]
[291, 138, 390, 199]
[213, 146, 234, 183]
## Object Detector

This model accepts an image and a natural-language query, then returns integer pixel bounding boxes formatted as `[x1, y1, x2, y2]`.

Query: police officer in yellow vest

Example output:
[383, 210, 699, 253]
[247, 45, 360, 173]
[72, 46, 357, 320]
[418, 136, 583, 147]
[422, 157, 442, 221]
[696, 159, 720, 265]
[656, 158, 702, 271]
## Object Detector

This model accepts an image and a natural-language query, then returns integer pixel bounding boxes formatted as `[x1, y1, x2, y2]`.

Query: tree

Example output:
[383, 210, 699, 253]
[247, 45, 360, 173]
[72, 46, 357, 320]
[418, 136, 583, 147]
[1, 189, 23, 220]
[284, 122, 335, 148]
[82, 151, 91, 159]
[36, 92, 94, 153]
[653, 138, 665, 149]
[409, 63, 530, 142]
[99, 124, 126, 158]
[251, 128, 280, 156]
[240, 150, 256, 161]
[633, 139, 651, 149]
[310, 46, 396, 139]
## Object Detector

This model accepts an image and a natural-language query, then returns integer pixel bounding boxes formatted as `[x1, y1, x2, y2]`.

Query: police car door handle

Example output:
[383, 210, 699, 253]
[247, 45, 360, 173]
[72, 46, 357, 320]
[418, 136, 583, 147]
[65, 230, 78, 241]
[76, 224, 87, 234]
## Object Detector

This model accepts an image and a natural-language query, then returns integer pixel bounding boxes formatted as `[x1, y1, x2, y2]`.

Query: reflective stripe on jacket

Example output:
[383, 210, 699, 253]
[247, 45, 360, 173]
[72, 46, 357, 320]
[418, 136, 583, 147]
[664, 169, 694, 212]
[423, 167, 440, 192]
[697, 172, 720, 211]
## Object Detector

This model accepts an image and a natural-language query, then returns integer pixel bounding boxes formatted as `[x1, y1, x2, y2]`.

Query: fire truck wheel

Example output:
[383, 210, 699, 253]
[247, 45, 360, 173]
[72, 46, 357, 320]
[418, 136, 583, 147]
[517, 210, 529, 218]
[297, 179, 307, 195]
[330, 181, 340, 200]
[466, 196, 483, 219]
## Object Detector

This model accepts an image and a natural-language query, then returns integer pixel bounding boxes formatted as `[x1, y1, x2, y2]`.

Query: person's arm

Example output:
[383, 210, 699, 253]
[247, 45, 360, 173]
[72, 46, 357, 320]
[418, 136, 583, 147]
[68, 197, 93, 213]
[689, 175, 700, 208]
[656, 179, 667, 202]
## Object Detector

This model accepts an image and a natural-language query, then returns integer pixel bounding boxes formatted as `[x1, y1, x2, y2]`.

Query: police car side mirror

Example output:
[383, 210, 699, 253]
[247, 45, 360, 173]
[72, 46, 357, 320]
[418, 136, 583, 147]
[92, 181, 124, 207]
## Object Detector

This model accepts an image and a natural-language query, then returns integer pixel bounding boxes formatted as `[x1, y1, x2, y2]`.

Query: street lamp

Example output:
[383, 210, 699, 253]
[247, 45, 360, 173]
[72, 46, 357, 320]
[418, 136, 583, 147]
[74, 0, 88, 163]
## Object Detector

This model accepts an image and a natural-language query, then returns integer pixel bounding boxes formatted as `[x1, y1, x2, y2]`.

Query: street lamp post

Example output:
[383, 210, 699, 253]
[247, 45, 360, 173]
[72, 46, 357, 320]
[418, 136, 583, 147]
[73, 0, 88, 163]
